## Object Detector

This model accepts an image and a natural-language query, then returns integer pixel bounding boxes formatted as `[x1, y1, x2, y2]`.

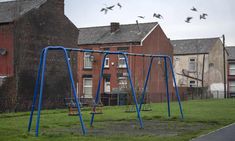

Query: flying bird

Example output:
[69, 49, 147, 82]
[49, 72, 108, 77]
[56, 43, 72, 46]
[117, 3, 122, 9]
[106, 5, 115, 10]
[100, 8, 108, 14]
[185, 17, 193, 23]
[191, 6, 197, 12]
[200, 13, 208, 19]
[153, 13, 163, 19]
[138, 16, 145, 19]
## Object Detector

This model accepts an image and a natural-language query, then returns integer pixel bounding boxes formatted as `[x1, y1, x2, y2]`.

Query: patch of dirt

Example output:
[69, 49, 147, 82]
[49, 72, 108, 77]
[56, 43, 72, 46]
[88, 120, 207, 136]
[42, 120, 214, 137]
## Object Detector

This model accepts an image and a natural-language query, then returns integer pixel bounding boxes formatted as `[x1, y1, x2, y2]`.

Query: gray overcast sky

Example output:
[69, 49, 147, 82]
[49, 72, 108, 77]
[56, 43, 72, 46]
[0, 0, 234, 45]
[64, 0, 235, 46]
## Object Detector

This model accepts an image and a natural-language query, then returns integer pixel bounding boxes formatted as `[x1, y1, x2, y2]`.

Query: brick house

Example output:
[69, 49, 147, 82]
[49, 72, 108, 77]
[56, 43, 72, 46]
[171, 37, 226, 98]
[77, 22, 174, 105]
[226, 46, 235, 97]
[0, 0, 79, 112]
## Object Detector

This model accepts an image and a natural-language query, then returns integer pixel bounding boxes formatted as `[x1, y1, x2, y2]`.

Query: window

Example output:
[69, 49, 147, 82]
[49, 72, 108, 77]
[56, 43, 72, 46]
[83, 78, 92, 98]
[229, 81, 235, 92]
[229, 64, 235, 75]
[104, 57, 109, 68]
[84, 52, 92, 69]
[118, 55, 127, 68]
[118, 77, 128, 90]
[117, 47, 128, 68]
[104, 77, 111, 93]
[189, 58, 196, 72]
[189, 80, 196, 87]
[104, 48, 110, 68]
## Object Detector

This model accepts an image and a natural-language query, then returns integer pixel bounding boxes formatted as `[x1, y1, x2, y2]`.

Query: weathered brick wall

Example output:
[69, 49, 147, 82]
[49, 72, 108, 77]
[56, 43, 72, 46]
[13, 0, 79, 111]
[140, 25, 174, 103]
[0, 23, 14, 76]
[0, 77, 16, 112]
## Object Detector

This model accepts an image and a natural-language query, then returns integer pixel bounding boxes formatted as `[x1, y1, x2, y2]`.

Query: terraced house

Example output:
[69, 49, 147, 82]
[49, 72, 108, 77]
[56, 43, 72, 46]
[77, 22, 175, 105]
[226, 46, 235, 97]
[171, 37, 227, 98]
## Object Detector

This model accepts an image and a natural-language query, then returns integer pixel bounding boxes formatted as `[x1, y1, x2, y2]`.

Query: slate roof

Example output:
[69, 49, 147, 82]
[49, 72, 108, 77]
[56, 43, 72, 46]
[226, 46, 235, 60]
[0, 0, 47, 23]
[171, 38, 220, 55]
[78, 22, 158, 45]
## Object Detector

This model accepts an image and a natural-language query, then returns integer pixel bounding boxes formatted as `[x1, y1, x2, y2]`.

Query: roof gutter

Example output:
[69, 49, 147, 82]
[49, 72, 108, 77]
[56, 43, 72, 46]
[78, 41, 141, 47]
[174, 52, 209, 56]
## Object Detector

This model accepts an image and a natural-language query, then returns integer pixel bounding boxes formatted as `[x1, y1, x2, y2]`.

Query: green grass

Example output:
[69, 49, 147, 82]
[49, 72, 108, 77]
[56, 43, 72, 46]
[0, 99, 235, 141]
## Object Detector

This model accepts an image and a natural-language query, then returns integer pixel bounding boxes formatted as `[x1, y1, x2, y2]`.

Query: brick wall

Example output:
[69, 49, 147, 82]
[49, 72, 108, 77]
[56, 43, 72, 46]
[1, 0, 79, 111]
[77, 25, 174, 103]
[0, 23, 14, 76]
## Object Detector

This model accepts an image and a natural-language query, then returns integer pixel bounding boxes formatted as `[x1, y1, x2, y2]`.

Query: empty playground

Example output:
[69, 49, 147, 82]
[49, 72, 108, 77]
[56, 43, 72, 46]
[0, 99, 235, 141]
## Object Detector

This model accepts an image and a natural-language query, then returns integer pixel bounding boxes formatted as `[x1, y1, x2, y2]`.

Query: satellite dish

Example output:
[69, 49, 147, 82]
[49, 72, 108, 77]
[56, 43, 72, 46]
[0, 48, 7, 56]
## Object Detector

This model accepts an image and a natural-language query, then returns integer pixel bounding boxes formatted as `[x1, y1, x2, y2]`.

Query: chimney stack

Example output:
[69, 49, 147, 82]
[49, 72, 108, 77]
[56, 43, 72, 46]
[110, 22, 120, 33]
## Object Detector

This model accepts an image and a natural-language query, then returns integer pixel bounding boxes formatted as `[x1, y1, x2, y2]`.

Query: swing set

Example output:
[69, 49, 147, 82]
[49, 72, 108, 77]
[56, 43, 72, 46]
[27, 46, 184, 137]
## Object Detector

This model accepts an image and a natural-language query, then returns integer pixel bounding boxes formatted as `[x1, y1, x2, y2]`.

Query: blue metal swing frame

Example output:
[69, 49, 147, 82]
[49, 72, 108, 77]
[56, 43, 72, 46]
[27, 46, 183, 137]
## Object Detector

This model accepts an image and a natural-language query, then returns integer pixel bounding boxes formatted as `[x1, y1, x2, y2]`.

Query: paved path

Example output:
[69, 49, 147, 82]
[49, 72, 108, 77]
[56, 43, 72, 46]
[191, 123, 235, 141]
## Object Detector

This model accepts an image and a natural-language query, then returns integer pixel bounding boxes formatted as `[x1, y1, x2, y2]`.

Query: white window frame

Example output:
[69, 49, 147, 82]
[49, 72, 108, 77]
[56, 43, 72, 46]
[83, 78, 92, 98]
[189, 57, 196, 72]
[104, 77, 111, 93]
[104, 57, 109, 68]
[118, 55, 127, 68]
[83, 52, 92, 69]
[189, 80, 196, 87]
[229, 81, 235, 92]
[118, 77, 128, 90]
[229, 64, 235, 75]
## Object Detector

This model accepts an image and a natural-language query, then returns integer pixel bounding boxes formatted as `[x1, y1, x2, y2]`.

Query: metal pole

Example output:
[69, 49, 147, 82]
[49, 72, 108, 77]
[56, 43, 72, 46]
[167, 57, 184, 119]
[65, 47, 170, 58]
[123, 54, 143, 128]
[35, 48, 48, 137]
[222, 35, 227, 98]
[139, 57, 154, 110]
[28, 49, 45, 132]
[62, 47, 86, 135]
[164, 57, 171, 117]
[90, 53, 108, 127]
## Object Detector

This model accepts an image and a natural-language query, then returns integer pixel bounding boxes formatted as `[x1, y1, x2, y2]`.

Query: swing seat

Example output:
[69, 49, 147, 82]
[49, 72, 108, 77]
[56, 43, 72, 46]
[90, 100, 103, 114]
[64, 98, 82, 116]
[68, 106, 80, 116]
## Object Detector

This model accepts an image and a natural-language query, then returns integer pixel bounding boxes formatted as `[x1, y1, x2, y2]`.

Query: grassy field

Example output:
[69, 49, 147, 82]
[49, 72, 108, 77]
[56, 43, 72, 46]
[0, 99, 235, 141]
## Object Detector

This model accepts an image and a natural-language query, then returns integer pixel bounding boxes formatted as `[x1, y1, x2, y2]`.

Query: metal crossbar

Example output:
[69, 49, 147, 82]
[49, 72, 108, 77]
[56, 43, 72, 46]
[27, 46, 184, 137]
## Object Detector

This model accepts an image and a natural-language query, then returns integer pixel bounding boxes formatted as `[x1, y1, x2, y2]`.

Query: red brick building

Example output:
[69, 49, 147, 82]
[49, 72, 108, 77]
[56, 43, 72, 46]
[0, 0, 79, 111]
[226, 46, 235, 97]
[77, 22, 173, 105]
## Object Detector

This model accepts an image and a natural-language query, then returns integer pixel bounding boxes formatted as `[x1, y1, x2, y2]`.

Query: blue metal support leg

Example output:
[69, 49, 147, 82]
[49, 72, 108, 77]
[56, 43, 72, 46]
[167, 57, 184, 119]
[90, 53, 108, 127]
[35, 48, 48, 137]
[123, 54, 143, 128]
[164, 57, 171, 117]
[62, 48, 86, 135]
[28, 49, 45, 132]
[139, 57, 154, 111]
